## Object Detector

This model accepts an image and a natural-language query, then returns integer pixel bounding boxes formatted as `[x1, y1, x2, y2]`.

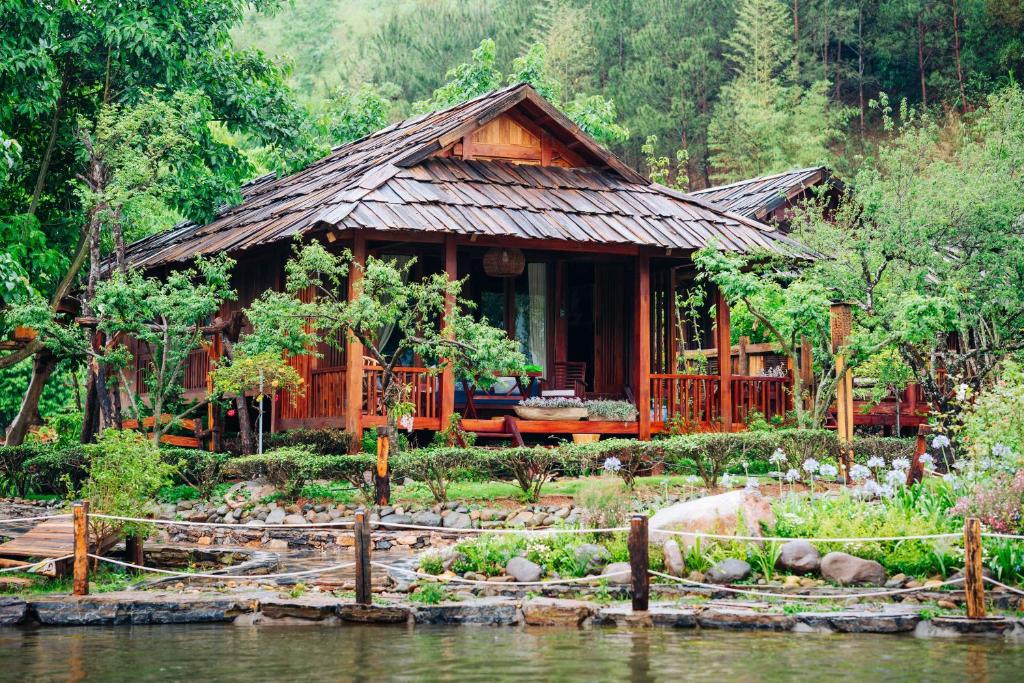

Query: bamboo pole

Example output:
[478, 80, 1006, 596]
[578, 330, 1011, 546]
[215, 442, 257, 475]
[628, 514, 649, 612]
[964, 517, 985, 619]
[72, 502, 89, 596]
[354, 509, 372, 606]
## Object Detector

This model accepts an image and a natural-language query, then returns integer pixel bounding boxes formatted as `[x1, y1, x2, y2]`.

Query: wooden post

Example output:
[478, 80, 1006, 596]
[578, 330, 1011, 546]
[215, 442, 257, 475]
[737, 336, 750, 376]
[964, 517, 985, 619]
[628, 514, 650, 611]
[344, 234, 367, 451]
[439, 236, 457, 428]
[799, 335, 814, 411]
[830, 302, 854, 480]
[635, 253, 651, 440]
[354, 508, 372, 606]
[72, 501, 89, 596]
[375, 427, 391, 506]
[124, 534, 145, 573]
[715, 289, 733, 431]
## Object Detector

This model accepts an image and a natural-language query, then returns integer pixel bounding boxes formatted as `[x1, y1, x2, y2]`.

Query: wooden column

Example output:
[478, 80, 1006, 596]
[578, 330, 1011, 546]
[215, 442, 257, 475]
[737, 335, 750, 376]
[635, 253, 651, 440]
[716, 288, 733, 431]
[344, 233, 367, 451]
[553, 261, 568, 366]
[964, 517, 985, 619]
[354, 508, 372, 606]
[439, 236, 458, 428]
[799, 335, 814, 410]
[628, 514, 650, 611]
[830, 302, 854, 479]
[72, 501, 89, 596]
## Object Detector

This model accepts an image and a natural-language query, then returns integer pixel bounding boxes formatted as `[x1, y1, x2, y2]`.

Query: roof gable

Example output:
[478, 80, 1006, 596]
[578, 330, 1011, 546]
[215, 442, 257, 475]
[686, 167, 837, 220]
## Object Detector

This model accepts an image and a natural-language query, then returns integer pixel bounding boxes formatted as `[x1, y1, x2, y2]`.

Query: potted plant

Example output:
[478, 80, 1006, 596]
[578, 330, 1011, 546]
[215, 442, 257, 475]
[514, 396, 587, 421]
[573, 399, 639, 444]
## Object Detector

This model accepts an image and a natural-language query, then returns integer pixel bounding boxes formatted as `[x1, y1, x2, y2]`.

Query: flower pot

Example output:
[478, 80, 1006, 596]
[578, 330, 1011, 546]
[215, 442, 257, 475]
[513, 406, 588, 421]
[572, 433, 601, 445]
[12, 326, 36, 343]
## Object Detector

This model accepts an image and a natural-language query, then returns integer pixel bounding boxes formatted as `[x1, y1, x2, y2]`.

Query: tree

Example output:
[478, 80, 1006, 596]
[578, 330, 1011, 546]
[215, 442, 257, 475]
[242, 242, 526, 501]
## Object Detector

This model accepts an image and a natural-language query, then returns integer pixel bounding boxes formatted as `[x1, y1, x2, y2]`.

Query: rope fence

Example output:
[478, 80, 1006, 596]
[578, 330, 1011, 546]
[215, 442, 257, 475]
[0, 513, 70, 525]
[6, 501, 1020, 618]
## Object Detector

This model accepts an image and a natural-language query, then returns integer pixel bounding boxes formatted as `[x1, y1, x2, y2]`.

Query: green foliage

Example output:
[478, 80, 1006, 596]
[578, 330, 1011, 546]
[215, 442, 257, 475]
[959, 361, 1024, 465]
[409, 582, 449, 605]
[391, 447, 485, 504]
[585, 400, 639, 422]
[265, 428, 355, 456]
[747, 540, 783, 581]
[162, 448, 232, 499]
[230, 447, 376, 502]
[76, 430, 176, 539]
[211, 350, 303, 404]
[576, 477, 630, 529]
[418, 552, 445, 576]
[157, 484, 201, 505]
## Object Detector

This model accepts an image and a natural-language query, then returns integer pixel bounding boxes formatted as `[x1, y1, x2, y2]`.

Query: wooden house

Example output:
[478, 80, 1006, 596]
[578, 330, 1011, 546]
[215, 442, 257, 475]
[121, 84, 817, 442]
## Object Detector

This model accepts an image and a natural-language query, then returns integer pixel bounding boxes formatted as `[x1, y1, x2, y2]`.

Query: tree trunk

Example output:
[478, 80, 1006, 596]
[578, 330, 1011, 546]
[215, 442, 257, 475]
[28, 68, 68, 217]
[80, 374, 100, 444]
[917, 14, 928, 107]
[4, 350, 58, 445]
[375, 424, 393, 506]
[218, 331, 254, 454]
[951, 0, 967, 111]
[858, 6, 865, 134]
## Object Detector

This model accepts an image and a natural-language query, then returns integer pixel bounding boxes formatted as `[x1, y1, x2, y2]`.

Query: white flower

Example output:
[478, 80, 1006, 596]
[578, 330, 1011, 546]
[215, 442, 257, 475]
[603, 456, 622, 473]
[885, 469, 906, 488]
[687, 475, 701, 485]
[866, 456, 885, 469]
[745, 477, 759, 491]
[858, 480, 883, 498]
[802, 458, 819, 474]
[769, 448, 788, 466]
[992, 443, 1014, 459]
[952, 459, 968, 471]
[399, 414, 415, 433]
[931, 434, 951, 449]
[956, 383, 969, 402]
[891, 457, 911, 471]
[918, 453, 935, 469]
[721, 473, 735, 488]
[784, 468, 800, 483]
[850, 464, 870, 481]
[978, 457, 995, 472]
[818, 463, 838, 479]
[879, 483, 895, 498]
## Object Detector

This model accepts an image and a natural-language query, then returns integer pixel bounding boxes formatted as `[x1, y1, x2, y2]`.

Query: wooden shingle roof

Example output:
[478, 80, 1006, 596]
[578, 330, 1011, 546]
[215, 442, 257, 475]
[687, 167, 835, 221]
[123, 85, 816, 268]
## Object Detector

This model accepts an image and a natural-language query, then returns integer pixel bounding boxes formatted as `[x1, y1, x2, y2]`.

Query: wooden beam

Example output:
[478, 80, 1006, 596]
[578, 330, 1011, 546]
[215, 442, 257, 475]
[553, 261, 567, 366]
[439, 236, 457, 427]
[344, 234, 366, 450]
[636, 253, 652, 440]
[716, 288, 733, 431]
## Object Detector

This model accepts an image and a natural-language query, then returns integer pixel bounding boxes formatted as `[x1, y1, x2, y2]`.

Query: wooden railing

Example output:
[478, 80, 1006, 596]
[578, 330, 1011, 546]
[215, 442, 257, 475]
[362, 366, 440, 420]
[731, 375, 791, 424]
[650, 374, 721, 430]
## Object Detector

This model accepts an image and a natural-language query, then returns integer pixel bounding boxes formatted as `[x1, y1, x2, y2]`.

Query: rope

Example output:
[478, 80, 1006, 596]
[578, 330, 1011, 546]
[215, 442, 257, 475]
[87, 554, 356, 581]
[373, 561, 632, 587]
[647, 570, 966, 601]
[89, 512, 355, 530]
[983, 576, 1024, 597]
[980, 531, 1024, 541]
[369, 521, 630, 535]
[0, 554, 73, 574]
[0, 513, 70, 525]
[652, 529, 961, 544]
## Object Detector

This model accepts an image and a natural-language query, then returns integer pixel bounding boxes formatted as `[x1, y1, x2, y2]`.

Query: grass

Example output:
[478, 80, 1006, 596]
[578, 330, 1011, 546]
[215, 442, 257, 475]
[2, 566, 143, 596]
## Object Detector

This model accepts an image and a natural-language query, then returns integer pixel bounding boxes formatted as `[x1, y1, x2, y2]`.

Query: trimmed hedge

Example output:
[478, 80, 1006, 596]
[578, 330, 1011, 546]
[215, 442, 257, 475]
[229, 447, 377, 500]
[265, 428, 354, 455]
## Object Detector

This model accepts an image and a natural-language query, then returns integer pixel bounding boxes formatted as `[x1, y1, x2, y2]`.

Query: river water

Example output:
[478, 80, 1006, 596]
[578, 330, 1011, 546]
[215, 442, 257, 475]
[2, 624, 1023, 682]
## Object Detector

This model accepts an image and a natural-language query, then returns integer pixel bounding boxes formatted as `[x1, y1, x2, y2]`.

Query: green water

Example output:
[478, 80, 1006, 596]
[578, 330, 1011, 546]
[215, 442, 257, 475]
[2, 624, 1023, 682]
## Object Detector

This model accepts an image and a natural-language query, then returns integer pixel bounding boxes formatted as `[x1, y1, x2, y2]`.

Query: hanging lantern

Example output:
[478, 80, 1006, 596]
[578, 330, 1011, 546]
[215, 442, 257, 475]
[483, 247, 525, 278]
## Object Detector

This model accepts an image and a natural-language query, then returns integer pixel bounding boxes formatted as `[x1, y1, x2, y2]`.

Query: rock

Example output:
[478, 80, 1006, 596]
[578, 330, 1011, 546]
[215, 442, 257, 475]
[706, 559, 751, 584]
[506, 557, 542, 583]
[698, 607, 795, 631]
[523, 597, 596, 626]
[29, 592, 255, 625]
[378, 513, 413, 527]
[602, 562, 632, 585]
[265, 539, 289, 551]
[443, 511, 473, 529]
[796, 607, 920, 633]
[412, 598, 519, 625]
[411, 510, 442, 528]
[0, 597, 27, 626]
[339, 603, 410, 624]
[648, 490, 775, 548]
[260, 596, 339, 621]
[573, 543, 610, 573]
[776, 540, 821, 575]
[884, 573, 908, 589]
[820, 552, 886, 586]
[282, 514, 307, 526]
[662, 540, 685, 577]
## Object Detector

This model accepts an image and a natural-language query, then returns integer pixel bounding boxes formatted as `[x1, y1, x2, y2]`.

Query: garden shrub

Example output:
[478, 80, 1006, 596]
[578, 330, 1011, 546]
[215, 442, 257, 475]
[560, 438, 662, 487]
[265, 428, 354, 455]
[960, 361, 1024, 464]
[576, 477, 630, 528]
[230, 447, 377, 502]
[161, 448, 231, 498]
[951, 470, 1024, 534]
[0, 445, 41, 497]
[851, 437, 915, 466]
[22, 444, 88, 494]
[497, 447, 565, 502]
[391, 447, 487, 503]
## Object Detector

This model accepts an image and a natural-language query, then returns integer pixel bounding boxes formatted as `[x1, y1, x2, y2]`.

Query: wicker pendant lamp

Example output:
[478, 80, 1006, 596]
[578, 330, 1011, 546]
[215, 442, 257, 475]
[483, 247, 525, 278]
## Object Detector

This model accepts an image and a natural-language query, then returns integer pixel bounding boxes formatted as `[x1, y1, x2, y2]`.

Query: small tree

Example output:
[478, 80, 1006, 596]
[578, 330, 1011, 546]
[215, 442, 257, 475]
[244, 242, 526, 502]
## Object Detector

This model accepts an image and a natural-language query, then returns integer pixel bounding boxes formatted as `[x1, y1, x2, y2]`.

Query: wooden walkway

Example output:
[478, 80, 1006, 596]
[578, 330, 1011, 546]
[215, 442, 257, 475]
[0, 517, 116, 576]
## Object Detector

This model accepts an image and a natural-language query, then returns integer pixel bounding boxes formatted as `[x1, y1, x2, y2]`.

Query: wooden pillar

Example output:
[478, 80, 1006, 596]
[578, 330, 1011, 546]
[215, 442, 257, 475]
[830, 302, 854, 479]
[628, 514, 650, 611]
[72, 501, 89, 596]
[354, 508, 372, 606]
[716, 288, 733, 431]
[125, 534, 144, 572]
[799, 335, 814, 410]
[964, 517, 985, 619]
[635, 253, 651, 440]
[553, 260, 568, 366]
[344, 234, 367, 451]
[439, 236, 457, 427]
[737, 335, 750, 376]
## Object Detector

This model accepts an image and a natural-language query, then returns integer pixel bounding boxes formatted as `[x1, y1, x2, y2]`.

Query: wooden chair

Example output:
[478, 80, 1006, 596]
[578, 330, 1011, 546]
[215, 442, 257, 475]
[543, 361, 587, 399]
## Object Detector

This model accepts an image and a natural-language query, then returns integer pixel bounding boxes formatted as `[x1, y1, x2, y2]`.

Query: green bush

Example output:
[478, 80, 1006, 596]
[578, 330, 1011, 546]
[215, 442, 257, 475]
[851, 437, 915, 466]
[560, 438, 660, 487]
[390, 447, 487, 503]
[22, 444, 88, 494]
[161, 448, 231, 497]
[229, 447, 377, 501]
[265, 428, 355, 455]
[0, 445, 41, 497]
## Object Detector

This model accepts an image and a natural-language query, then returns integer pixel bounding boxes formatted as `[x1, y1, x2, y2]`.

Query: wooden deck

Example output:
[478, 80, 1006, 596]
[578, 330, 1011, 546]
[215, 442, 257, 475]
[0, 517, 116, 576]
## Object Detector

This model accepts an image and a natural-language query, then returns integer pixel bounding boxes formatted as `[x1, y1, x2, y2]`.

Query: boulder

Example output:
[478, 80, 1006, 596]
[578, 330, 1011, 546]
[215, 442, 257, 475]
[706, 559, 751, 584]
[602, 562, 632, 585]
[820, 552, 886, 586]
[0, 597, 27, 626]
[282, 514, 307, 526]
[662, 540, 685, 577]
[648, 490, 775, 548]
[506, 557, 542, 583]
[523, 597, 596, 626]
[776, 540, 821, 575]
[411, 510, 442, 528]
[443, 511, 473, 529]
[573, 543, 610, 573]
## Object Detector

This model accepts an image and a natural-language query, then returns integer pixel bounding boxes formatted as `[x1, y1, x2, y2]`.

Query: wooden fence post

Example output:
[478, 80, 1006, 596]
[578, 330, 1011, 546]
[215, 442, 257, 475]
[964, 517, 985, 619]
[72, 501, 89, 596]
[354, 508, 372, 606]
[125, 534, 144, 573]
[375, 427, 391, 506]
[628, 514, 649, 612]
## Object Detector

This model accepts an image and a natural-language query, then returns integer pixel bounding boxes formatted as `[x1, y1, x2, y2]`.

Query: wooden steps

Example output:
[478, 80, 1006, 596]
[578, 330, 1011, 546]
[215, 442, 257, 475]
[0, 517, 117, 576]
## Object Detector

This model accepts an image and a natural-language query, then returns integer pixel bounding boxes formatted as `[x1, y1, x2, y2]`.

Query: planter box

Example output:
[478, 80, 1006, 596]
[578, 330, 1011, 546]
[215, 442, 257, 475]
[514, 406, 587, 421]
[572, 433, 601, 445]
